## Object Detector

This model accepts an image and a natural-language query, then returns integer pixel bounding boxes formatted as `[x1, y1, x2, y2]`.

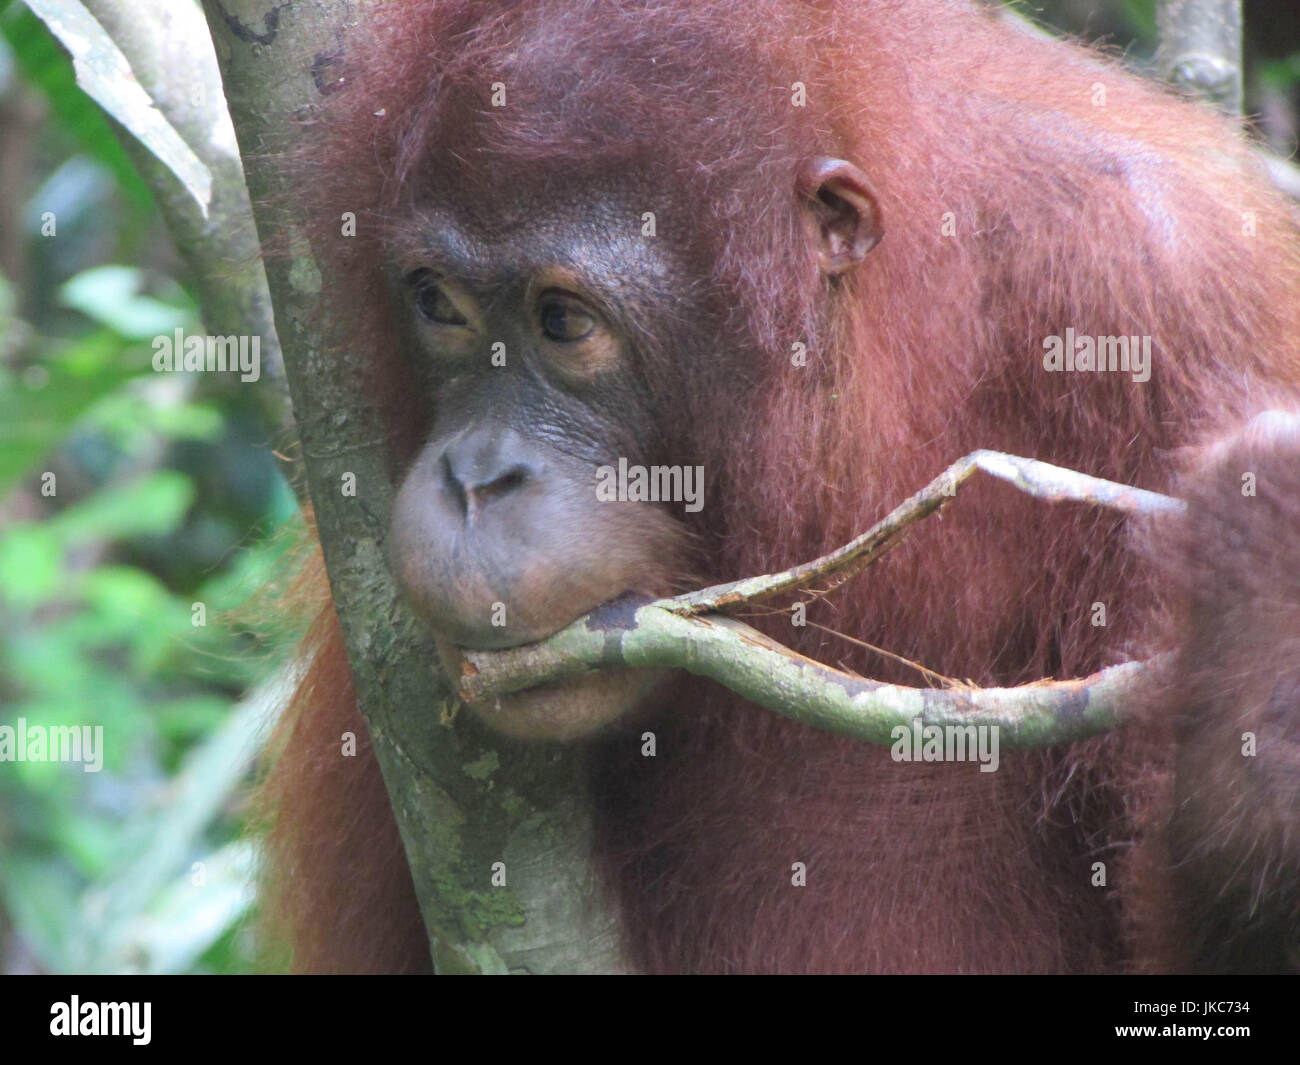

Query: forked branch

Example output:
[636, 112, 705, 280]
[459, 451, 1182, 747]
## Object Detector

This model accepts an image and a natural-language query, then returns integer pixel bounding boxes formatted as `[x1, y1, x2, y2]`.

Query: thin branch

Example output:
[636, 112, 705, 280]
[666, 449, 1181, 616]
[461, 450, 1182, 744]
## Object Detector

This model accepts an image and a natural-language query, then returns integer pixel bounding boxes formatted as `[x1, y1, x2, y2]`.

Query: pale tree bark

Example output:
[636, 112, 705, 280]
[1156, 0, 1243, 115]
[200, 0, 629, 974]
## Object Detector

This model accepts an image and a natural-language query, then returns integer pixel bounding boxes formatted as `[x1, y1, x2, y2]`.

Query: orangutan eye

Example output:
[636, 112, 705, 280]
[539, 298, 596, 342]
[409, 272, 468, 326]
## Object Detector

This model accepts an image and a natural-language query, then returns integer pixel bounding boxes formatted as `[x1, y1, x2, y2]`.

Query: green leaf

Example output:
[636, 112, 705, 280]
[51, 470, 194, 542]
[60, 265, 189, 338]
[0, 524, 61, 604]
[0, 332, 145, 490]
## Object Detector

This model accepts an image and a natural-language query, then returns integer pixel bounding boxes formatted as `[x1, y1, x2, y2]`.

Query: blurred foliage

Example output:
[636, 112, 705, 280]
[0, 5, 299, 973]
[1009, 0, 1300, 155]
[0, 1, 151, 212]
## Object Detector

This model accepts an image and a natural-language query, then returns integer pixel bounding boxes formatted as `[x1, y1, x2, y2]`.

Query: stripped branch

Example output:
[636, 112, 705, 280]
[460, 450, 1182, 746]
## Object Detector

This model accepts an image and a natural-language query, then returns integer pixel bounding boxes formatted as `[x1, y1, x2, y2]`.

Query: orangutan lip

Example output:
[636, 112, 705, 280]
[447, 623, 566, 654]
[447, 627, 564, 657]
[448, 591, 649, 655]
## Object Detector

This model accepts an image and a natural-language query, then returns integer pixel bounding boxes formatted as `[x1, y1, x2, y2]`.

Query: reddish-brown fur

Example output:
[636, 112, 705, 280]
[1128, 416, 1300, 972]
[257, 555, 430, 974]
[259, 0, 1300, 972]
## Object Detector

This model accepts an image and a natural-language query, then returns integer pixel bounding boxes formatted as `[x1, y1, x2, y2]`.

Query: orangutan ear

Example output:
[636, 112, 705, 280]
[799, 156, 883, 275]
